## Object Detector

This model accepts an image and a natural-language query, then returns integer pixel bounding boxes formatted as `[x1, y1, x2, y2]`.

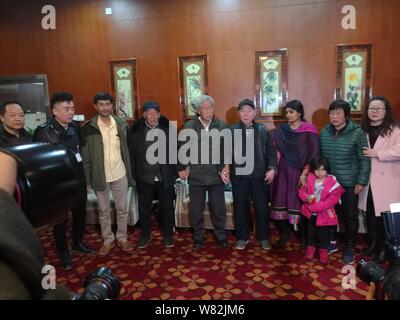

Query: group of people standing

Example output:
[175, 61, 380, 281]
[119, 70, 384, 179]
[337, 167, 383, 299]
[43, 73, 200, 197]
[0, 91, 399, 270]
[269, 97, 399, 265]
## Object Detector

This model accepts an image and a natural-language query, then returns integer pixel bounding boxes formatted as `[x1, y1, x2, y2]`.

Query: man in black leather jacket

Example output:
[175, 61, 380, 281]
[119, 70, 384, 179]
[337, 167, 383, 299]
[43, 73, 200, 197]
[230, 99, 277, 250]
[34, 92, 95, 270]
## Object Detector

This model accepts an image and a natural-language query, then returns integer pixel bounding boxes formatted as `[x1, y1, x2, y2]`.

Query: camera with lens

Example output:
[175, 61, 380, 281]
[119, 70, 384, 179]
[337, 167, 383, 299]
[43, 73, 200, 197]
[1, 143, 80, 228]
[357, 259, 400, 300]
[356, 210, 400, 300]
[356, 259, 387, 300]
[72, 267, 121, 300]
[0, 143, 121, 300]
[356, 259, 385, 284]
[381, 210, 400, 261]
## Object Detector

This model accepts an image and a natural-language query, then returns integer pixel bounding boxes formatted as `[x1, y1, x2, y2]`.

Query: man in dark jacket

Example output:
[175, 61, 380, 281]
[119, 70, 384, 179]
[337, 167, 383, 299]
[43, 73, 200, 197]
[177, 95, 230, 249]
[320, 100, 371, 264]
[128, 101, 176, 248]
[81, 92, 133, 257]
[34, 92, 95, 270]
[231, 99, 277, 250]
[0, 101, 32, 147]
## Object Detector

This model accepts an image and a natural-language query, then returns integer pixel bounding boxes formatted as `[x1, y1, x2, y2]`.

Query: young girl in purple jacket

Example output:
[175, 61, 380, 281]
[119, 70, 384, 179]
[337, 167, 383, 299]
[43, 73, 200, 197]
[298, 157, 344, 264]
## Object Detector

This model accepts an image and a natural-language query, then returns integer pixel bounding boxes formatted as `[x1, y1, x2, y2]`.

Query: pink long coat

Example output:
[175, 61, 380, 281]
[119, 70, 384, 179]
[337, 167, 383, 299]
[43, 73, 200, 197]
[358, 126, 400, 216]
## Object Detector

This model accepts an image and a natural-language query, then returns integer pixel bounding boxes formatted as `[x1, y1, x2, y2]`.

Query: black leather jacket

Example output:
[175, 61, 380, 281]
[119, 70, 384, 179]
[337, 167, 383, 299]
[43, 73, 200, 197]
[33, 117, 83, 175]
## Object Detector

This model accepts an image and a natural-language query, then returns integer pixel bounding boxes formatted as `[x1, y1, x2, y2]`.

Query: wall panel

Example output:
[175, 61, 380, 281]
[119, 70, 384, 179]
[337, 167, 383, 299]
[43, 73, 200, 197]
[0, 0, 399, 125]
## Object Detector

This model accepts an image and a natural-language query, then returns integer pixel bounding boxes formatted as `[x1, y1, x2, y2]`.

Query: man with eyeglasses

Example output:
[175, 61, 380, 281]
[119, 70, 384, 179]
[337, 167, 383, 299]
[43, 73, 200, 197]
[320, 99, 371, 265]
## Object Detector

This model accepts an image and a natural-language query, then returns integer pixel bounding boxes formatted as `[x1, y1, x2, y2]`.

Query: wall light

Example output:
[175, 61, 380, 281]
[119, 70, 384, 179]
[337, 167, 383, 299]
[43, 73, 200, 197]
[105, 7, 112, 15]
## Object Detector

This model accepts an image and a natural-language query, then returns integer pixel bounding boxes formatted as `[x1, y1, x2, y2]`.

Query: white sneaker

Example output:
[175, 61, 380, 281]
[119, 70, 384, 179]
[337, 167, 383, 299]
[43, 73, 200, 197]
[235, 240, 249, 250]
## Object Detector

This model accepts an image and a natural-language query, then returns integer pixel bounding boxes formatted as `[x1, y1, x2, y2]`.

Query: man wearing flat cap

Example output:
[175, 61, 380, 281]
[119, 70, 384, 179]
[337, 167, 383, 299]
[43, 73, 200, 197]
[128, 101, 177, 248]
[230, 99, 277, 250]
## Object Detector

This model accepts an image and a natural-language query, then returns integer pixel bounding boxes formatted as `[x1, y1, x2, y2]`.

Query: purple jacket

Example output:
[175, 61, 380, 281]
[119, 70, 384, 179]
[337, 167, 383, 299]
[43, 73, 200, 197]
[298, 173, 344, 226]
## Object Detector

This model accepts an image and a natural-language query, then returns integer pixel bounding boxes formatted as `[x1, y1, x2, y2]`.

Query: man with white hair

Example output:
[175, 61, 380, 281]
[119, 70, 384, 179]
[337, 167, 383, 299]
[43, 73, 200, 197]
[177, 95, 230, 249]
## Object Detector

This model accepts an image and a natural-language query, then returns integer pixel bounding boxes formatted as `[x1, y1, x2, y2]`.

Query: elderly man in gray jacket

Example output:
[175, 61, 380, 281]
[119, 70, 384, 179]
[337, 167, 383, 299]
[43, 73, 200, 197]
[177, 95, 230, 249]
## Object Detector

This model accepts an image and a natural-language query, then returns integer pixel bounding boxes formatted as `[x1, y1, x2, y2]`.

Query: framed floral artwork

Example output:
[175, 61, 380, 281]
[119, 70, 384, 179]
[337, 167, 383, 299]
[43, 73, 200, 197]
[110, 59, 139, 120]
[178, 55, 208, 120]
[335, 44, 372, 115]
[255, 49, 287, 120]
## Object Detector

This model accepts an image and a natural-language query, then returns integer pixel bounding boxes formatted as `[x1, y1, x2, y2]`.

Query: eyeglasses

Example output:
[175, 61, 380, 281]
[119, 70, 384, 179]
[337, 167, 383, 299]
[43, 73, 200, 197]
[368, 107, 386, 112]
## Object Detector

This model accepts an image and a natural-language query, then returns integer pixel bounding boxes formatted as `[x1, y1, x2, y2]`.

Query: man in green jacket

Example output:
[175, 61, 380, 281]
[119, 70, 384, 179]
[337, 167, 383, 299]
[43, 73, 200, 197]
[81, 92, 133, 257]
[177, 95, 230, 249]
[320, 100, 371, 264]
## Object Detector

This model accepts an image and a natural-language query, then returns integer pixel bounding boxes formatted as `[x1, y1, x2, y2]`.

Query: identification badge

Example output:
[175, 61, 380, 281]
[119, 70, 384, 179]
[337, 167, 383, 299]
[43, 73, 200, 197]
[75, 152, 83, 163]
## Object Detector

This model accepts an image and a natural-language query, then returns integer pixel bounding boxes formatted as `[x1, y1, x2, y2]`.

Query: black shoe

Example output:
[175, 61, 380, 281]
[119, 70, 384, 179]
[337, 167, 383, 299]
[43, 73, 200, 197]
[71, 242, 96, 255]
[343, 247, 355, 265]
[362, 241, 377, 256]
[164, 237, 174, 248]
[300, 238, 307, 251]
[374, 248, 386, 263]
[276, 236, 288, 248]
[60, 251, 73, 271]
[193, 240, 204, 250]
[217, 240, 229, 248]
[137, 236, 151, 249]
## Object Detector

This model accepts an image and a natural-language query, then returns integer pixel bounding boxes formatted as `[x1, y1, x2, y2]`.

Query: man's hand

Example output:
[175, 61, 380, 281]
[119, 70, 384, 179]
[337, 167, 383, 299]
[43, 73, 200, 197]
[0, 151, 17, 195]
[264, 169, 275, 184]
[354, 184, 364, 195]
[178, 168, 189, 180]
[220, 165, 230, 184]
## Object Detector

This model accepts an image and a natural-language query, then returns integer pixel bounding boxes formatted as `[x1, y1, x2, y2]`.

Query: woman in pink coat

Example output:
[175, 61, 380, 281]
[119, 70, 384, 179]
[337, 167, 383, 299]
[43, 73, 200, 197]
[359, 96, 400, 262]
[298, 157, 344, 264]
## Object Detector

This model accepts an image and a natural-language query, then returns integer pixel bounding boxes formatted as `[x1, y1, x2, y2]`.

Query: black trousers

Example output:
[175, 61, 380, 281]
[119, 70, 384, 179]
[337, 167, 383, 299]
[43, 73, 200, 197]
[53, 178, 87, 253]
[137, 182, 175, 239]
[366, 189, 386, 249]
[307, 215, 330, 249]
[189, 184, 226, 243]
[330, 186, 359, 249]
[232, 178, 270, 241]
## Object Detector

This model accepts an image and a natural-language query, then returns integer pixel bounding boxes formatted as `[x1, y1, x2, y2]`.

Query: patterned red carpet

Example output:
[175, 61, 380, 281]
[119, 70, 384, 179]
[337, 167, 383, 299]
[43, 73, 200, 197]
[38, 224, 368, 300]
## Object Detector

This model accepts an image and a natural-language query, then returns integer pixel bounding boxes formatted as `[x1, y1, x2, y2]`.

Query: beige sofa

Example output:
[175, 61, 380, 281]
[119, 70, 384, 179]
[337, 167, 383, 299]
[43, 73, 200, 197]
[174, 180, 235, 230]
